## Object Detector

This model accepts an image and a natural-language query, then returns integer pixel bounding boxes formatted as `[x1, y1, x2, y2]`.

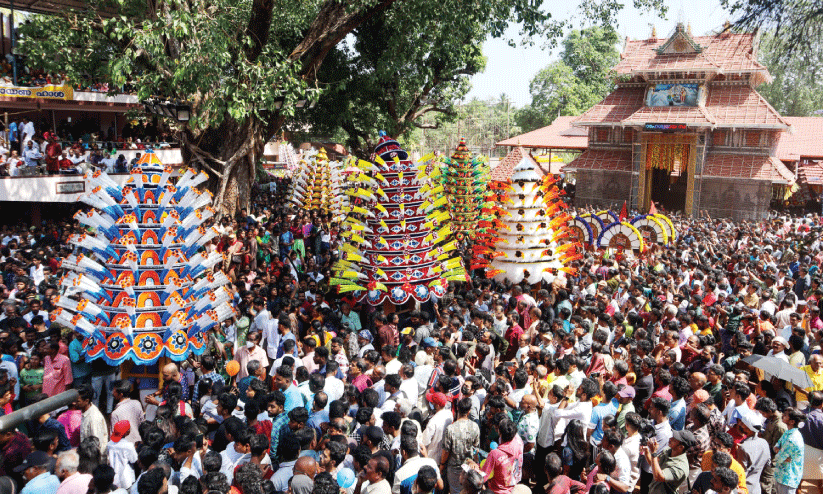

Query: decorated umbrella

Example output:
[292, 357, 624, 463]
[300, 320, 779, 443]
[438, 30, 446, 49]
[597, 221, 646, 252]
[55, 152, 234, 365]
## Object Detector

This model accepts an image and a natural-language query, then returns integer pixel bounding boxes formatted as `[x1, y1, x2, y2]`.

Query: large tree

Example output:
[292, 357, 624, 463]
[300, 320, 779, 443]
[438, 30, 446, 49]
[515, 25, 620, 132]
[291, 0, 565, 158]
[757, 34, 823, 116]
[19, 0, 659, 214]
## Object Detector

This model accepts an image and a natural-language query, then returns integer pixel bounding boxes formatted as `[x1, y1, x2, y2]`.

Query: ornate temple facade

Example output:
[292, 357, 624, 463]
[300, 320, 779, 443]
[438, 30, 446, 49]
[567, 23, 793, 220]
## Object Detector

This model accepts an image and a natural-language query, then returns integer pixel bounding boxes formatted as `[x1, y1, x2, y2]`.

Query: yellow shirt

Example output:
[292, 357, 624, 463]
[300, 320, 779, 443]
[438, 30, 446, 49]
[797, 365, 823, 402]
[701, 451, 748, 494]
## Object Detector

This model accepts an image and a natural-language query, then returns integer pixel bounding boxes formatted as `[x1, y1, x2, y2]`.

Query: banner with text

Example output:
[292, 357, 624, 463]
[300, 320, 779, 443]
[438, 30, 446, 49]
[0, 84, 74, 100]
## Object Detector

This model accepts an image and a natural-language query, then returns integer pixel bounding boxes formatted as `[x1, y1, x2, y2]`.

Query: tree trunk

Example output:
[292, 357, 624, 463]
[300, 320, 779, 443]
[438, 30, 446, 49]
[181, 115, 274, 218]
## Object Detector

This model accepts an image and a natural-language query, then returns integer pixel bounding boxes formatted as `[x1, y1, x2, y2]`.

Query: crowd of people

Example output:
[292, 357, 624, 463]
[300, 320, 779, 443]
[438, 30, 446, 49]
[0, 117, 177, 176]
[1, 178, 823, 494]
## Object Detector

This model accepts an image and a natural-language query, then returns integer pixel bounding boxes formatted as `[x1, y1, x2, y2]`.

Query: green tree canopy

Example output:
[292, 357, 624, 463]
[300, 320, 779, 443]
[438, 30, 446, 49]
[757, 33, 823, 116]
[516, 25, 620, 132]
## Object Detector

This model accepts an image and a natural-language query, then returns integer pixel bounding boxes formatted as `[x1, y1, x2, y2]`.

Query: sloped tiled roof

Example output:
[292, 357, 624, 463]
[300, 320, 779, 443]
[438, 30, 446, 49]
[565, 149, 633, 172]
[496, 116, 588, 149]
[616, 32, 768, 78]
[702, 154, 794, 183]
[491, 147, 543, 181]
[622, 105, 716, 126]
[705, 85, 789, 128]
[575, 87, 646, 125]
[798, 161, 823, 184]
[775, 117, 823, 161]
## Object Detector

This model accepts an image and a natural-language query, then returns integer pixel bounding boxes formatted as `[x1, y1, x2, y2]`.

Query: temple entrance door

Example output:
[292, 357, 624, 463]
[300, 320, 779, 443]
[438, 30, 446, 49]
[650, 167, 670, 210]
[644, 135, 692, 213]
[650, 168, 687, 212]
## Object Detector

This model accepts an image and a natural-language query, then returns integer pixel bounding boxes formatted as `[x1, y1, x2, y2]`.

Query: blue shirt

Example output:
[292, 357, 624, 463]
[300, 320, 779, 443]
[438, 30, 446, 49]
[23, 146, 42, 167]
[307, 409, 329, 436]
[69, 338, 91, 381]
[8, 122, 17, 142]
[283, 384, 303, 413]
[589, 398, 619, 443]
[20, 471, 60, 494]
[272, 459, 297, 492]
[668, 398, 687, 431]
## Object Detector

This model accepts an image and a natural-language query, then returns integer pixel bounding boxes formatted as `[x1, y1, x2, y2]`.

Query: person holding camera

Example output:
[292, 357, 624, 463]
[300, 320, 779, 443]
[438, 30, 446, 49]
[641, 430, 695, 494]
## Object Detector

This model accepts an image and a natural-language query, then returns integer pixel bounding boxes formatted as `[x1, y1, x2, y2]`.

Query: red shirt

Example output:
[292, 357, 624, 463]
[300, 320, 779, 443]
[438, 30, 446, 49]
[548, 475, 585, 494]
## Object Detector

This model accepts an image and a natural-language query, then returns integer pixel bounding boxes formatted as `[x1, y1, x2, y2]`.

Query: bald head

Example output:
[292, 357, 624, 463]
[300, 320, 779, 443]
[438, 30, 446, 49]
[162, 363, 179, 382]
[520, 394, 537, 413]
[689, 372, 706, 391]
[294, 456, 318, 479]
[373, 365, 386, 381]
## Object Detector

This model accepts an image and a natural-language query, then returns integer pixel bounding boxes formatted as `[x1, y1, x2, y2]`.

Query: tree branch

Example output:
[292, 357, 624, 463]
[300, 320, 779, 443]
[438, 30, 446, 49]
[244, 0, 274, 62]
[289, 0, 397, 79]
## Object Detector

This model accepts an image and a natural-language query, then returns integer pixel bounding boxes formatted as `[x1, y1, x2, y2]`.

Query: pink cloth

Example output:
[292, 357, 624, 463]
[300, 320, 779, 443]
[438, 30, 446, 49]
[57, 409, 82, 447]
[42, 353, 72, 396]
[56, 472, 93, 494]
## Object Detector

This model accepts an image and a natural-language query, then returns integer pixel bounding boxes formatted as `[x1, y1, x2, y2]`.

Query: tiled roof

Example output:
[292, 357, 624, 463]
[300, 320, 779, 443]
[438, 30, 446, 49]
[702, 154, 795, 183]
[622, 105, 716, 126]
[496, 116, 588, 149]
[615, 32, 767, 77]
[798, 161, 823, 184]
[775, 117, 823, 161]
[705, 85, 789, 128]
[566, 149, 633, 172]
[491, 147, 543, 181]
[575, 87, 646, 125]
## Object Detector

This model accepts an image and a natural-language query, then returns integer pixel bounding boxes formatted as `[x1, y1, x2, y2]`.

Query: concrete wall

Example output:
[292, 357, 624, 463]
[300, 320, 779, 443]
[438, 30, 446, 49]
[700, 178, 772, 221]
[574, 170, 633, 210]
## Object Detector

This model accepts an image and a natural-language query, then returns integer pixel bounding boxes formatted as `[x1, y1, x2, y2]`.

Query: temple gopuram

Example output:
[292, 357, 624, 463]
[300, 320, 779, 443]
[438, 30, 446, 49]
[545, 24, 798, 220]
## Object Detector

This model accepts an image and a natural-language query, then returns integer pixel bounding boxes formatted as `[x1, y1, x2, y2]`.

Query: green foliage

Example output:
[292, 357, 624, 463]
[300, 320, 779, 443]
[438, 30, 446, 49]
[403, 95, 521, 157]
[293, 0, 560, 156]
[17, 0, 333, 133]
[757, 33, 823, 116]
[515, 25, 619, 132]
[722, 0, 823, 56]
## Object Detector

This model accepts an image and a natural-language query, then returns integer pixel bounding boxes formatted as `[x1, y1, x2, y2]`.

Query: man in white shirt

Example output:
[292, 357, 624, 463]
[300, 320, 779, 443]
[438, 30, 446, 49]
[219, 430, 252, 485]
[262, 317, 283, 361]
[600, 429, 634, 493]
[422, 392, 453, 464]
[358, 456, 392, 494]
[398, 365, 420, 404]
[553, 378, 596, 431]
[21, 118, 34, 145]
[393, 436, 443, 494]
[29, 257, 44, 287]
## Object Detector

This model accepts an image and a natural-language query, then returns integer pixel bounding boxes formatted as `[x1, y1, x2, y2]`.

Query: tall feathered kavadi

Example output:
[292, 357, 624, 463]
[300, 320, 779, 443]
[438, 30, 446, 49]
[52, 152, 235, 364]
[330, 132, 463, 306]
[487, 155, 583, 284]
[441, 137, 490, 240]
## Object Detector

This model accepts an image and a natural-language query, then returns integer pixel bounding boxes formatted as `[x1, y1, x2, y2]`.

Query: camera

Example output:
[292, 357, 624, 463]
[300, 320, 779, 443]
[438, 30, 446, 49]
[638, 418, 656, 446]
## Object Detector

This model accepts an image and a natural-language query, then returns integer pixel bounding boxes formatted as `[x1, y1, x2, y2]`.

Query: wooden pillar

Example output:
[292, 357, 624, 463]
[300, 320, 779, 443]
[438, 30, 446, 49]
[685, 137, 697, 217]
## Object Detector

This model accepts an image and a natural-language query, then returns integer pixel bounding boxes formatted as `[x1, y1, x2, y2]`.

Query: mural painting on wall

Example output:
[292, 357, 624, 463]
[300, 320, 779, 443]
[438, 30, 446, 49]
[647, 83, 699, 107]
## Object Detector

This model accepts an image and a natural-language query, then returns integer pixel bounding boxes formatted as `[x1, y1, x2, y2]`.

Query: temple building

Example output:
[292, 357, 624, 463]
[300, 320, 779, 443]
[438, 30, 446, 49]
[499, 24, 823, 220]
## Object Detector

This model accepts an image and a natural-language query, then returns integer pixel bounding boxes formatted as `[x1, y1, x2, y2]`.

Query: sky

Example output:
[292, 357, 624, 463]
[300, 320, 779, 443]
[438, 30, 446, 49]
[465, 0, 733, 107]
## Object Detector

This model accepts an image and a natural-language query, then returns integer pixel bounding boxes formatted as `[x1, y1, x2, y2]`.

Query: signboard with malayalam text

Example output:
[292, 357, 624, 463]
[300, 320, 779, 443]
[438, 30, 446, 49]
[55, 181, 85, 194]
